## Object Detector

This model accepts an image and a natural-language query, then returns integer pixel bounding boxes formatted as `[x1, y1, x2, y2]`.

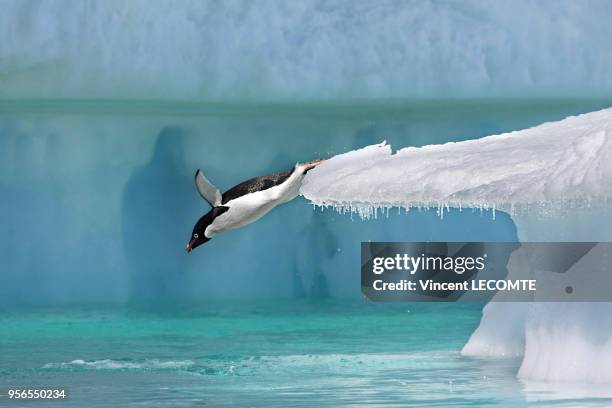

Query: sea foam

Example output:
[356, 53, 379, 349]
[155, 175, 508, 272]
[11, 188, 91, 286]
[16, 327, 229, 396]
[43, 359, 195, 371]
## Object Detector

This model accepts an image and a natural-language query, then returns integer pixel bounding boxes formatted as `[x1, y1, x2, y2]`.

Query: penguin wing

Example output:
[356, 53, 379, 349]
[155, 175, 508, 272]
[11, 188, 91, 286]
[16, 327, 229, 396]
[195, 169, 222, 207]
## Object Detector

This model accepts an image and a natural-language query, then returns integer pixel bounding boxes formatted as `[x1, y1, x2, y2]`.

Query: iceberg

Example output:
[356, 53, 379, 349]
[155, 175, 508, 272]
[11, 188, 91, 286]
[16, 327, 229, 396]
[2, 0, 612, 100]
[1, 96, 610, 383]
[302, 108, 612, 384]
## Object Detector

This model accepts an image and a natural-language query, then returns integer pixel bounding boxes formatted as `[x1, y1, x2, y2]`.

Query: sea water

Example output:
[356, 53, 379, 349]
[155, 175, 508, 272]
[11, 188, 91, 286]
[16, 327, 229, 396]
[1, 302, 522, 407]
[2, 99, 612, 406]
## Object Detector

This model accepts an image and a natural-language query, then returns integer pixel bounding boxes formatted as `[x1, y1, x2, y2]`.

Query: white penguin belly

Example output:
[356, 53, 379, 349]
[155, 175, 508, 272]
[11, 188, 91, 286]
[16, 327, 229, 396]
[205, 171, 304, 237]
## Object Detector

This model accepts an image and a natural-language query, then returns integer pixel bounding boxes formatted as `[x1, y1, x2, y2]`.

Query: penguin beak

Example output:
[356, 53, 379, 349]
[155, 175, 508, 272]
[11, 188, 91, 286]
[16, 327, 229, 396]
[185, 241, 194, 253]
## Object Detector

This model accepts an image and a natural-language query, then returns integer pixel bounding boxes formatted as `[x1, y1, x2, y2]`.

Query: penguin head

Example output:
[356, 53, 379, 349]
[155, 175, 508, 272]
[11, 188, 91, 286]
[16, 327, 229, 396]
[186, 211, 213, 252]
[186, 206, 228, 253]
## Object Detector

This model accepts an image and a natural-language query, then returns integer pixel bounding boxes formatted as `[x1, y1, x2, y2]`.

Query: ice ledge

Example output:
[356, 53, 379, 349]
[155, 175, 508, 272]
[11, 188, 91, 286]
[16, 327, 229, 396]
[301, 108, 612, 216]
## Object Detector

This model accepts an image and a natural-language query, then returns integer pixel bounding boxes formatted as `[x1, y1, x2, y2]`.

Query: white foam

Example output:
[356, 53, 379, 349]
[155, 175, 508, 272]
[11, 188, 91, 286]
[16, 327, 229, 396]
[43, 359, 195, 370]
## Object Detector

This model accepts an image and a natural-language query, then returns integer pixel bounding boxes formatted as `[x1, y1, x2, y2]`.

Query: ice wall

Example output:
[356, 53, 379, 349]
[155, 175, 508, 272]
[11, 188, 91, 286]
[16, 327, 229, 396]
[2, 0, 612, 100]
[463, 208, 612, 384]
[2, 101, 530, 306]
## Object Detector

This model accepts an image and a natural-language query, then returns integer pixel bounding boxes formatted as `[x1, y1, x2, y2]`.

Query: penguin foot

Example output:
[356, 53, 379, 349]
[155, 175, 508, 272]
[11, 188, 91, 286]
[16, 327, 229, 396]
[302, 159, 326, 173]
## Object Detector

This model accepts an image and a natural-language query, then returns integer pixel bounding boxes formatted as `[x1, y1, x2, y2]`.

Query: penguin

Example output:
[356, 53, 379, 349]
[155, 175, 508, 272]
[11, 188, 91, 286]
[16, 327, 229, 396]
[186, 159, 324, 252]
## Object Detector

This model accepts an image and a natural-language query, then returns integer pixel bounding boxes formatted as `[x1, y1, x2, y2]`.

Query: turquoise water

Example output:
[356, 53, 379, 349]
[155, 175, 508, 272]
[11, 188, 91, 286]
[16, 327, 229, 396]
[4, 302, 612, 407]
[1, 302, 529, 407]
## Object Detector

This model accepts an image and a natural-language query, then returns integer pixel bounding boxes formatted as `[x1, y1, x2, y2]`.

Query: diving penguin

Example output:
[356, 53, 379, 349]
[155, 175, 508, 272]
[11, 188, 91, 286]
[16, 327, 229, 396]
[186, 159, 325, 252]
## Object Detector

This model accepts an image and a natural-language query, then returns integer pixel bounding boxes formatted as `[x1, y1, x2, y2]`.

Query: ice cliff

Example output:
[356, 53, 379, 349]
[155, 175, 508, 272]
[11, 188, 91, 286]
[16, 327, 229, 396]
[302, 108, 612, 384]
[2, 0, 612, 100]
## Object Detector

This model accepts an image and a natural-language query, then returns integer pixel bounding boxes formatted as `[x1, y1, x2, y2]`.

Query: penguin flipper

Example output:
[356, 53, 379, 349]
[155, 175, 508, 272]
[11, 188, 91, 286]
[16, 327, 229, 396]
[195, 169, 222, 207]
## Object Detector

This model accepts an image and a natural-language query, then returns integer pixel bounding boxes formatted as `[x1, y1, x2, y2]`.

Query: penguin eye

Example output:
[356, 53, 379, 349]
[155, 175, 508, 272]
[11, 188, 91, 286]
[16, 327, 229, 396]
[193, 233, 199, 239]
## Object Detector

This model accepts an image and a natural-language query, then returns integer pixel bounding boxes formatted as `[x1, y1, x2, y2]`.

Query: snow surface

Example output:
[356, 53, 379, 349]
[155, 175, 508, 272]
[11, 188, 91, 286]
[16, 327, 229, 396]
[2, 0, 612, 100]
[301, 108, 612, 216]
[303, 108, 612, 384]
